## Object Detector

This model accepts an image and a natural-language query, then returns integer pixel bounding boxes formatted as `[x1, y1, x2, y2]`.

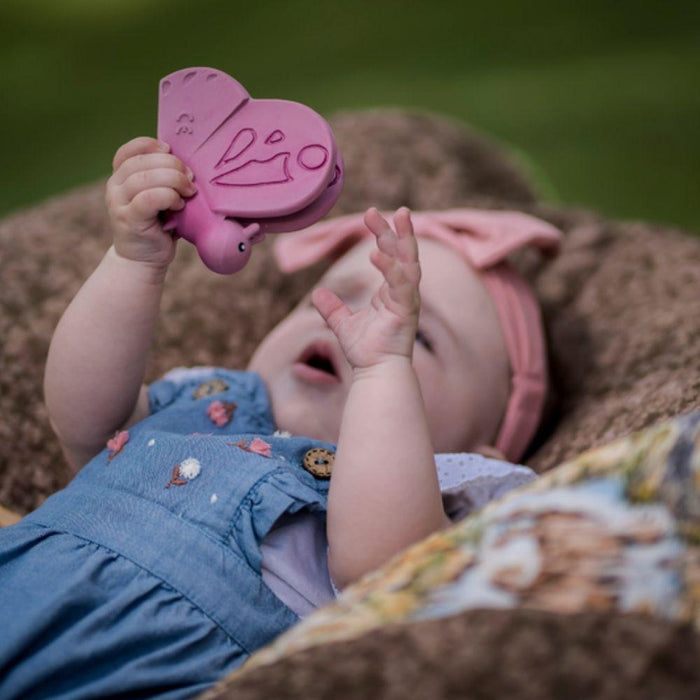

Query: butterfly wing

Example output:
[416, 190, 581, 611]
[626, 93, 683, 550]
[157, 67, 342, 265]
[157, 67, 250, 162]
[241, 149, 344, 234]
[185, 98, 339, 219]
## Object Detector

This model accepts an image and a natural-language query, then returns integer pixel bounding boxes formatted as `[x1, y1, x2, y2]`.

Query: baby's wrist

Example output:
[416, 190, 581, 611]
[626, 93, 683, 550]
[351, 354, 415, 384]
[107, 246, 170, 286]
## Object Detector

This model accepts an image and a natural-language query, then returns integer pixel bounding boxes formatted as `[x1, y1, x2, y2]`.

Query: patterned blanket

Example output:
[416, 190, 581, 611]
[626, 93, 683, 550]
[225, 411, 699, 681]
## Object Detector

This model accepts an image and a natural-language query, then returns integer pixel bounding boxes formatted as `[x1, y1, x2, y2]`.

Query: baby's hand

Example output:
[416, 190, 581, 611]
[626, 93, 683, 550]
[105, 137, 197, 269]
[312, 207, 420, 372]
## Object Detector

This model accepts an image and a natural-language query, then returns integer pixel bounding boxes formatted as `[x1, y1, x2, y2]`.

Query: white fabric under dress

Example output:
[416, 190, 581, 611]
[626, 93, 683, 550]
[261, 453, 536, 617]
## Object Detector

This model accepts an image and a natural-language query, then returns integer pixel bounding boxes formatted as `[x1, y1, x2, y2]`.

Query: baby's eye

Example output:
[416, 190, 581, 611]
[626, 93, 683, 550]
[415, 329, 434, 352]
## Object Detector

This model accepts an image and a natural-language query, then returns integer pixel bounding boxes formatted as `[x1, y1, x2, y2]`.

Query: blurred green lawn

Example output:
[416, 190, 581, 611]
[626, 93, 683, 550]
[1, 0, 698, 232]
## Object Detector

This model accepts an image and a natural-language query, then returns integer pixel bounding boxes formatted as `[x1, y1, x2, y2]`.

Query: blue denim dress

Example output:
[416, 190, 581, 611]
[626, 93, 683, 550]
[0, 369, 335, 699]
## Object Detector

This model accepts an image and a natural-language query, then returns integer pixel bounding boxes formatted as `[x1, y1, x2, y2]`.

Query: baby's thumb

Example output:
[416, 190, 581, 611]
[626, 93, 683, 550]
[311, 288, 351, 335]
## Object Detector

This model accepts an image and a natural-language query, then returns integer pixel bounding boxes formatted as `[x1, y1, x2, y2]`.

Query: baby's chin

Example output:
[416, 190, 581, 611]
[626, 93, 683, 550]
[268, 395, 341, 443]
[274, 414, 340, 444]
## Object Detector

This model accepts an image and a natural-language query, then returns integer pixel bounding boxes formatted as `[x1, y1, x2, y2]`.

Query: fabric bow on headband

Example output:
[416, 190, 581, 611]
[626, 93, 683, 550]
[274, 209, 563, 463]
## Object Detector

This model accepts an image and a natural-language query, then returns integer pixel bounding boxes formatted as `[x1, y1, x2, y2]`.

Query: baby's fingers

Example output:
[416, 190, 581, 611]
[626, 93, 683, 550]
[364, 207, 418, 265]
[364, 208, 397, 257]
[392, 207, 419, 264]
[370, 248, 420, 313]
[118, 167, 196, 205]
[111, 152, 191, 187]
[311, 287, 352, 335]
[112, 137, 170, 172]
[128, 187, 186, 222]
[370, 248, 405, 288]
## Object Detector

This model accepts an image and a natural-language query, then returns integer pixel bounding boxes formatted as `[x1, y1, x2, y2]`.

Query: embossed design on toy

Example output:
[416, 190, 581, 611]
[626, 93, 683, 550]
[216, 128, 256, 167]
[209, 127, 330, 188]
[212, 145, 293, 187]
[298, 144, 328, 170]
[157, 67, 344, 275]
[265, 129, 285, 144]
[175, 112, 195, 136]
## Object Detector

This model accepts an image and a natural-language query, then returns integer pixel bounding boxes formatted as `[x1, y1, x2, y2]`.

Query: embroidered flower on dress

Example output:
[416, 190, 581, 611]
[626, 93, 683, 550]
[179, 457, 202, 479]
[166, 457, 202, 488]
[207, 400, 237, 427]
[106, 430, 129, 463]
[229, 437, 272, 457]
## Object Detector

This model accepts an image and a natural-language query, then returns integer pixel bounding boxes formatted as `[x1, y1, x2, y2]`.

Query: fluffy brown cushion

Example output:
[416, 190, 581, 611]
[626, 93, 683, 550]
[201, 610, 700, 700]
[1, 108, 699, 518]
[529, 213, 700, 470]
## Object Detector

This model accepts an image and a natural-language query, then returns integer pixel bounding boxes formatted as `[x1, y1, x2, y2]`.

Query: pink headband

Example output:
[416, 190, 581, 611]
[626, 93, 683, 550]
[274, 209, 563, 462]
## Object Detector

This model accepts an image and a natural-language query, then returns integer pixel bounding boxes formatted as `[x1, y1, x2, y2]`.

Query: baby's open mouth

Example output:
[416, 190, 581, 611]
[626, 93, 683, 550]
[294, 342, 341, 384]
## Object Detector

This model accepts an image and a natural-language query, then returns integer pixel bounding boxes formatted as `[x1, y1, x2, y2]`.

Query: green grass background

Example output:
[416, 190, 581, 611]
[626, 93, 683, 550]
[1, 0, 698, 232]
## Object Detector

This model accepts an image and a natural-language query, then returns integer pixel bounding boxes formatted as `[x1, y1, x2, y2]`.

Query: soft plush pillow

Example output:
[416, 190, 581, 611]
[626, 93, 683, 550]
[202, 610, 700, 700]
[525, 208, 700, 471]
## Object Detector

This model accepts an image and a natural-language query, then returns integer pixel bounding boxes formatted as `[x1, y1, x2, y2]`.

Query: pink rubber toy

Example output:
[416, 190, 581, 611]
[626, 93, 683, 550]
[157, 67, 343, 274]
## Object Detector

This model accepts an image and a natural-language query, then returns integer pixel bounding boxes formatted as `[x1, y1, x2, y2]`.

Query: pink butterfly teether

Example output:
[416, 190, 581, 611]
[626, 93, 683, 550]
[157, 67, 344, 274]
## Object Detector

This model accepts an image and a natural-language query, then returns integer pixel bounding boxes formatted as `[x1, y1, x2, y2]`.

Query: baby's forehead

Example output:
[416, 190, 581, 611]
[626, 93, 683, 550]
[325, 235, 497, 326]
[417, 238, 496, 316]
[324, 237, 487, 298]
[319, 235, 505, 366]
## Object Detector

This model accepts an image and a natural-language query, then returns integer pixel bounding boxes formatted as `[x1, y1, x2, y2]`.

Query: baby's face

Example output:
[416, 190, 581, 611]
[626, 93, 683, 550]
[248, 238, 510, 453]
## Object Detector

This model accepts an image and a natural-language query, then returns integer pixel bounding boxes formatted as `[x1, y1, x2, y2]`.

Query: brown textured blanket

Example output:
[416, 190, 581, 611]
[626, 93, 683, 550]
[1, 108, 699, 696]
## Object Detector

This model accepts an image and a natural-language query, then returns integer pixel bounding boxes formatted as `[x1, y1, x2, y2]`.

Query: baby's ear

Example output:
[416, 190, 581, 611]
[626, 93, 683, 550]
[472, 445, 507, 461]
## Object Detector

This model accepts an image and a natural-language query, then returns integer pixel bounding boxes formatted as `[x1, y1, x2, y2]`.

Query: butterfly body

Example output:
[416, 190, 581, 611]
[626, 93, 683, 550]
[158, 68, 343, 274]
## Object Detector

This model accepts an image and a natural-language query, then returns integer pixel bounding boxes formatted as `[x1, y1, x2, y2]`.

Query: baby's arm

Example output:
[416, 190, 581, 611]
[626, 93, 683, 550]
[313, 208, 451, 590]
[44, 137, 196, 469]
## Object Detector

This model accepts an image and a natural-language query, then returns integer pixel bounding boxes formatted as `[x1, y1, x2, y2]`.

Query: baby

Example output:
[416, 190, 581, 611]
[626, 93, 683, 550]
[0, 137, 561, 699]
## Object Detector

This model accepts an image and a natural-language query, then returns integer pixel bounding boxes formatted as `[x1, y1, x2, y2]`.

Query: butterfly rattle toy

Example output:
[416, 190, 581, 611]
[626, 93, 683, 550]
[157, 67, 344, 274]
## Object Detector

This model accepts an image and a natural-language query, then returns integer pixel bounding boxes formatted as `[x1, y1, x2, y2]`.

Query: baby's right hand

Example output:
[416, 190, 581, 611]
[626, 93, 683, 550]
[105, 137, 197, 269]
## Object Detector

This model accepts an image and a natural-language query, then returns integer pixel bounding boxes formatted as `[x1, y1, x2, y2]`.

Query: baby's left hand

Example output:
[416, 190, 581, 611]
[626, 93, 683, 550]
[312, 207, 420, 372]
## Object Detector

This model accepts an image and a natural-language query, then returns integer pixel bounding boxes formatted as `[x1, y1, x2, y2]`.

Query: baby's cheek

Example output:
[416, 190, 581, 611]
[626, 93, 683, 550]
[248, 339, 281, 374]
[412, 356, 444, 404]
[417, 365, 480, 452]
